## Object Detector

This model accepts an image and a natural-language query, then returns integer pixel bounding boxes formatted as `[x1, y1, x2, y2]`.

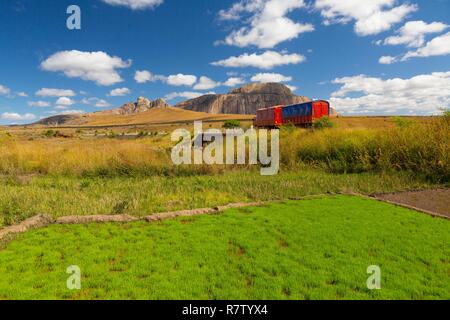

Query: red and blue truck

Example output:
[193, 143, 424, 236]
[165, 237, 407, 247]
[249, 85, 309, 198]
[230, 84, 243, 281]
[254, 100, 331, 128]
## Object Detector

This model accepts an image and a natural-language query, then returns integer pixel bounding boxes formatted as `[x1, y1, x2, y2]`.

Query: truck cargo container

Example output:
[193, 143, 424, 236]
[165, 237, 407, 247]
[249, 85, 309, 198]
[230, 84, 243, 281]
[254, 100, 330, 128]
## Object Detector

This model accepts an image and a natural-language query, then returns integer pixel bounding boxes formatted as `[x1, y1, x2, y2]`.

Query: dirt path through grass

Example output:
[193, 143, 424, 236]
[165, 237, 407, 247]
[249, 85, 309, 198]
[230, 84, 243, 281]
[375, 189, 450, 219]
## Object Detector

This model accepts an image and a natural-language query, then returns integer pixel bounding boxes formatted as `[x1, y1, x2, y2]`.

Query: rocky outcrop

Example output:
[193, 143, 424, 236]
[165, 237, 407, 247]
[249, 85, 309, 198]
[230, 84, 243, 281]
[175, 83, 311, 115]
[150, 98, 171, 109]
[114, 97, 170, 115]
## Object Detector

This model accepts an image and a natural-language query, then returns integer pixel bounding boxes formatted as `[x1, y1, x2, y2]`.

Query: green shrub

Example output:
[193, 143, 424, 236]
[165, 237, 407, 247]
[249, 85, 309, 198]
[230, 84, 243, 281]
[137, 131, 148, 138]
[313, 117, 334, 129]
[393, 116, 414, 128]
[43, 130, 58, 138]
[223, 120, 241, 129]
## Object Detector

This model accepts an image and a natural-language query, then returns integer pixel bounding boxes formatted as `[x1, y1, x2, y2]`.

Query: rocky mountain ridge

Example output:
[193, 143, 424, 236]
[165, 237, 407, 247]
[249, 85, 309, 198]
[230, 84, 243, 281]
[175, 83, 311, 114]
[104, 97, 171, 115]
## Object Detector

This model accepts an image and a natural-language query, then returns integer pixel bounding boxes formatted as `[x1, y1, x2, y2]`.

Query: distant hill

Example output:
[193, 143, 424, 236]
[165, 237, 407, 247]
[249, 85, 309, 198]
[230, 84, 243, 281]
[36, 105, 254, 127]
[175, 83, 310, 114]
[37, 96, 173, 126]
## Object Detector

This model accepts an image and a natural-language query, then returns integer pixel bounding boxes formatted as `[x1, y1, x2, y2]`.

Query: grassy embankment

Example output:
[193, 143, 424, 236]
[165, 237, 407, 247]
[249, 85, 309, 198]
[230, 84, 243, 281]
[0, 170, 437, 227]
[0, 196, 448, 300]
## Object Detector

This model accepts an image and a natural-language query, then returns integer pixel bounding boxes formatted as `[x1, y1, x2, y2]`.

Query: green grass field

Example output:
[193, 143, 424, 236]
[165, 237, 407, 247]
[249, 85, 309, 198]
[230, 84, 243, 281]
[0, 195, 448, 300]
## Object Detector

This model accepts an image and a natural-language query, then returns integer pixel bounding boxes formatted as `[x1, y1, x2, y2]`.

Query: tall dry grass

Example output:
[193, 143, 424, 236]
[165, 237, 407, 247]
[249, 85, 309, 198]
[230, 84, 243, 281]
[0, 135, 234, 177]
[281, 116, 449, 182]
[0, 137, 170, 176]
[0, 115, 448, 182]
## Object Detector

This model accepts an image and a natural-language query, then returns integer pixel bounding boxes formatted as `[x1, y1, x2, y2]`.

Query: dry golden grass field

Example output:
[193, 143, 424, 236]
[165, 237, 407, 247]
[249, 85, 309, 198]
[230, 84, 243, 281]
[0, 114, 447, 180]
[37, 107, 255, 127]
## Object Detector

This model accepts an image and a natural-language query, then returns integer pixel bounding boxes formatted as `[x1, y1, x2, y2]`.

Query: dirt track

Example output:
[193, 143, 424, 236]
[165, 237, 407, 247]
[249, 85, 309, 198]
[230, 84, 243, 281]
[376, 189, 450, 219]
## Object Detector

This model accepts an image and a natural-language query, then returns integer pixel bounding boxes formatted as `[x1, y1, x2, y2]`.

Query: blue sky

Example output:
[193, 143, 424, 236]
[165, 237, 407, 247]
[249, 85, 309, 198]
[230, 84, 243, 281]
[0, 0, 449, 123]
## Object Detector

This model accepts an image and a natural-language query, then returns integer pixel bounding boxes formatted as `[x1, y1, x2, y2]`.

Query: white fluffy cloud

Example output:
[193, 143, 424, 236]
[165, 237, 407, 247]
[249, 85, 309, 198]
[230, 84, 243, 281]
[193, 77, 220, 90]
[134, 70, 165, 83]
[382, 21, 448, 48]
[95, 100, 111, 108]
[81, 97, 112, 108]
[28, 101, 51, 107]
[212, 51, 305, 69]
[379, 55, 397, 64]
[166, 74, 197, 86]
[136, 71, 227, 89]
[136, 71, 245, 90]
[251, 72, 292, 83]
[403, 32, 450, 60]
[219, 0, 314, 48]
[41, 50, 131, 86]
[109, 87, 131, 96]
[223, 77, 246, 87]
[330, 72, 450, 115]
[0, 85, 11, 96]
[56, 97, 75, 106]
[101, 0, 163, 10]
[135, 70, 152, 83]
[315, 0, 417, 36]
[16, 92, 28, 97]
[164, 91, 215, 101]
[36, 88, 76, 97]
[1, 112, 36, 121]
[378, 30, 450, 64]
